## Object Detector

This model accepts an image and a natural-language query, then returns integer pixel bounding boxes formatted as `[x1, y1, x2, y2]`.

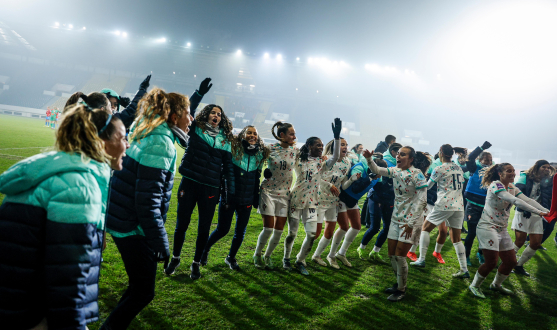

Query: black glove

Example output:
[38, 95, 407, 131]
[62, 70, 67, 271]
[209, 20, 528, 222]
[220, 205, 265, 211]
[264, 168, 272, 179]
[523, 211, 532, 219]
[332, 118, 342, 139]
[198, 77, 213, 95]
[140, 74, 151, 90]
[253, 196, 260, 209]
[481, 141, 492, 150]
[154, 249, 170, 263]
[119, 96, 131, 108]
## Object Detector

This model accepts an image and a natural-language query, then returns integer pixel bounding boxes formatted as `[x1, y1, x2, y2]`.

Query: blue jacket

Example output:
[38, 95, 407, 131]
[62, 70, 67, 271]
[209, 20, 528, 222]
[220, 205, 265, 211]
[0, 152, 110, 330]
[340, 162, 379, 208]
[375, 141, 389, 154]
[178, 95, 235, 195]
[464, 146, 490, 206]
[370, 151, 396, 206]
[226, 142, 265, 206]
[106, 120, 180, 256]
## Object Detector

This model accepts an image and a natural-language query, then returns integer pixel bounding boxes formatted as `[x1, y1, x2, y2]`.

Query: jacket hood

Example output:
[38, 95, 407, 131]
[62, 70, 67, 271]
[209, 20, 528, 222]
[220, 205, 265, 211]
[101, 88, 121, 112]
[382, 150, 396, 166]
[0, 151, 110, 196]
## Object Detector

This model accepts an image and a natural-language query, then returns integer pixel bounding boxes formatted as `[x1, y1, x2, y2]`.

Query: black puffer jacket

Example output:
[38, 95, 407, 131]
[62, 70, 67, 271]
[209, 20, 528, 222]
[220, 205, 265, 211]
[515, 172, 554, 217]
[225, 141, 265, 206]
[178, 99, 235, 195]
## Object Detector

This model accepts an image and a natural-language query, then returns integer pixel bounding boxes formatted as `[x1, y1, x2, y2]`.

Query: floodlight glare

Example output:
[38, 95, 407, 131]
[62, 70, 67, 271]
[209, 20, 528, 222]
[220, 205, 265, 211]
[158, 37, 166, 43]
[54, 22, 60, 26]
[237, 83, 242, 86]
[68, 24, 73, 29]
[276, 54, 282, 60]
[115, 30, 121, 36]
[236, 49, 242, 55]
[264, 53, 269, 59]
[122, 32, 127, 37]
[308, 57, 313, 64]
[187, 42, 191, 47]
[82, 27, 86, 30]
[296, 57, 300, 61]
[250, 85, 255, 87]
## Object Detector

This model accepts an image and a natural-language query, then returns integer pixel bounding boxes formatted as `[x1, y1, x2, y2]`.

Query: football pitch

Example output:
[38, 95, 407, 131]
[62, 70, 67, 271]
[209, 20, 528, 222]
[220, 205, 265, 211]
[1, 114, 556, 330]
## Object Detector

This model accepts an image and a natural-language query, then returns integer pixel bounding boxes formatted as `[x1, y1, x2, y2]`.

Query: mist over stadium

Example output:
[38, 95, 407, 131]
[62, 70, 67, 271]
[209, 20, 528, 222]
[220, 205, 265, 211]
[2, 0, 557, 168]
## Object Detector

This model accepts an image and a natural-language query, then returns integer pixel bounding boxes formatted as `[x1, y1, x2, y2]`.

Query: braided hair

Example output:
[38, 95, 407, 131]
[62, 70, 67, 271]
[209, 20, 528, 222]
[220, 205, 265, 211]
[298, 137, 320, 162]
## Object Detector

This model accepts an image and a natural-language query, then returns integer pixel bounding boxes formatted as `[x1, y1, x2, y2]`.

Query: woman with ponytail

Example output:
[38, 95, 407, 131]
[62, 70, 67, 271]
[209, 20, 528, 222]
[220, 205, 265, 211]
[363, 146, 430, 302]
[285, 118, 343, 275]
[469, 163, 549, 299]
[409, 144, 469, 278]
[201, 126, 270, 270]
[311, 138, 362, 268]
[102, 87, 194, 329]
[253, 121, 298, 269]
[0, 104, 128, 329]
[165, 79, 237, 281]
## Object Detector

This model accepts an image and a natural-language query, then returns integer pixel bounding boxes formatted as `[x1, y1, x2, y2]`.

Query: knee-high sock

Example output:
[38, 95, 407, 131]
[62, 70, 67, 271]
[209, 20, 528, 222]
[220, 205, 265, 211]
[418, 231, 430, 262]
[513, 243, 521, 253]
[264, 229, 283, 258]
[328, 228, 347, 258]
[338, 227, 360, 256]
[453, 241, 468, 272]
[389, 255, 397, 278]
[395, 255, 408, 292]
[517, 246, 537, 266]
[296, 222, 318, 263]
[434, 243, 444, 253]
[254, 227, 273, 257]
[471, 271, 486, 288]
[492, 271, 509, 287]
[283, 218, 300, 259]
[410, 244, 418, 253]
[313, 236, 331, 258]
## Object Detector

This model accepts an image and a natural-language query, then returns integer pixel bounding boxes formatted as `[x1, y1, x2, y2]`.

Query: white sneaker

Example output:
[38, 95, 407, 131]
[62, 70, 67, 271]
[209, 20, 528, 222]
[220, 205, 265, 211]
[335, 253, 352, 267]
[327, 256, 340, 269]
[312, 256, 328, 267]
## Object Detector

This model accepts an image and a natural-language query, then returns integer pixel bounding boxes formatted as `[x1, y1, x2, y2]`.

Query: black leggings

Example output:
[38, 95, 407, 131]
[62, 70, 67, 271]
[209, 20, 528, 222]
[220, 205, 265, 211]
[204, 202, 253, 259]
[463, 203, 484, 258]
[172, 178, 219, 262]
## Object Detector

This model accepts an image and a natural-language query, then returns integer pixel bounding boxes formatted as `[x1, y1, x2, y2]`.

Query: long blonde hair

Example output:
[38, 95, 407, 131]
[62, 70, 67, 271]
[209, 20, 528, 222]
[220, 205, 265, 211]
[56, 104, 119, 163]
[130, 87, 190, 142]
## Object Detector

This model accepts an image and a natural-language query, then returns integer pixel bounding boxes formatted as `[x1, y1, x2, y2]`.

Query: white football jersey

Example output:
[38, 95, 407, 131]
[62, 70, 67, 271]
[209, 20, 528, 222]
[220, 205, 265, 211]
[260, 143, 298, 197]
[430, 162, 465, 211]
[386, 166, 428, 225]
[290, 157, 332, 209]
[318, 158, 352, 208]
[479, 180, 522, 228]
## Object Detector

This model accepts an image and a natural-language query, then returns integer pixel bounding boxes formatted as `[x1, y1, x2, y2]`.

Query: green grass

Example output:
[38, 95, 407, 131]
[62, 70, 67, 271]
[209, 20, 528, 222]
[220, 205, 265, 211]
[1, 114, 557, 330]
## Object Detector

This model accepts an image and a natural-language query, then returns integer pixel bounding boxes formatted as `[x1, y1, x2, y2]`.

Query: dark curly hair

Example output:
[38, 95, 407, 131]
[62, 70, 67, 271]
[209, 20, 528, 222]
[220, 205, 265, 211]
[298, 137, 321, 162]
[195, 104, 233, 142]
[230, 125, 271, 161]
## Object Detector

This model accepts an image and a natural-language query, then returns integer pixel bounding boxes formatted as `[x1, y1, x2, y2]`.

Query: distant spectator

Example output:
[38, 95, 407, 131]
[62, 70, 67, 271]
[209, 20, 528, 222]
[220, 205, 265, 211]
[375, 135, 396, 154]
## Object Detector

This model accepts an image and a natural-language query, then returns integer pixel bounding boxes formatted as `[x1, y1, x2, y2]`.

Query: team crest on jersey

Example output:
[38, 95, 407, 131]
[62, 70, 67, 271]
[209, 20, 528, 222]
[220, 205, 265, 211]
[488, 239, 494, 246]
[404, 176, 412, 185]
[417, 172, 425, 181]
[341, 169, 347, 175]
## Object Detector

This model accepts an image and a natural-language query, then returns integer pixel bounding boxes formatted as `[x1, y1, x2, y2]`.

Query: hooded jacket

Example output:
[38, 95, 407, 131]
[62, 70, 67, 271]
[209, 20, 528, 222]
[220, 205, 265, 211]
[464, 146, 491, 206]
[0, 151, 110, 330]
[371, 151, 396, 206]
[227, 141, 265, 206]
[101, 87, 148, 129]
[375, 141, 389, 154]
[178, 97, 235, 196]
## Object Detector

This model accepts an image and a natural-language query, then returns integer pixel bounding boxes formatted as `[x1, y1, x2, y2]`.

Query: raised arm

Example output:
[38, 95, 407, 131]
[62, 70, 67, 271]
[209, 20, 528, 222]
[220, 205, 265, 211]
[115, 74, 151, 128]
[189, 77, 212, 118]
[496, 190, 548, 215]
[363, 149, 391, 177]
[466, 141, 491, 173]
[324, 118, 342, 170]
[517, 193, 550, 213]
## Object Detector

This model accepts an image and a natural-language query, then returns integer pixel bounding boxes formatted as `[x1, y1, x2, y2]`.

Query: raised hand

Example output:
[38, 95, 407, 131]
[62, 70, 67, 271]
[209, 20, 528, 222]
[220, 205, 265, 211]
[481, 141, 492, 150]
[198, 77, 213, 95]
[332, 118, 342, 139]
[140, 74, 151, 90]
[363, 149, 373, 159]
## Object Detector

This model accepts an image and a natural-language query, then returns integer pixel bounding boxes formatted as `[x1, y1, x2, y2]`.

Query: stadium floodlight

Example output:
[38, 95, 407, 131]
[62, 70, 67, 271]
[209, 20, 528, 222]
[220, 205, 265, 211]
[316, 90, 319, 93]
[122, 32, 128, 37]
[157, 37, 166, 43]
[296, 88, 298, 90]
[308, 57, 313, 64]
[276, 54, 282, 60]
[54, 22, 60, 27]
[264, 53, 269, 59]
[236, 49, 242, 55]
[296, 57, 300, 61]
[250, 84, 255, 87]
[187, 42, 191, 47]
[237, 83, 242, 86]
[83, 27, 86, 30]
[68, 24, 73, 29]
[115, 30, 121, 36]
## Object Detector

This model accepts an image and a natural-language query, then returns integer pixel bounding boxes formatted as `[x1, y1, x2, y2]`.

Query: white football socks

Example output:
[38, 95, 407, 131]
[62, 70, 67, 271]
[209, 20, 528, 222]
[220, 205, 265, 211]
[471, 271, 486, 288]
[418, 231, 430, 262]
[313, 236, 331, 258]
[283, 218, 300, 259]
[254, 227, 273, 257]
[338, 227, 360, 256]
[517, 246, 537, 267]
[328, 228, 347, 258]
[410, 244, 418, 253]
[434, 243, 444, 254]
[395, 255, 408, 292]
[453, 241, 468, 272]
[264, 229, 283, 258]
[492, 271, 509, 287]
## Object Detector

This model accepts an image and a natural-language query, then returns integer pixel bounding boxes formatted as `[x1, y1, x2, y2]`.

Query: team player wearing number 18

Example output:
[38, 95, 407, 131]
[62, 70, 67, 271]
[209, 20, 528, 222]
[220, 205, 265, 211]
[410, 144, 469, 278]
[253, 122, 298, 269]
[284, 118, 342, 275]
[364, 147, 431, 302]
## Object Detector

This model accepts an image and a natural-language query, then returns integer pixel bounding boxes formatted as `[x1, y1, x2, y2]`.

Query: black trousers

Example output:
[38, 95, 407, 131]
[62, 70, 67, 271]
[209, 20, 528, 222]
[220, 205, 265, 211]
[204, 202, 253, 259]
[463, 202, 484, 258]
[173, 178, 220, 262]
[103, 236, 158, 330]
